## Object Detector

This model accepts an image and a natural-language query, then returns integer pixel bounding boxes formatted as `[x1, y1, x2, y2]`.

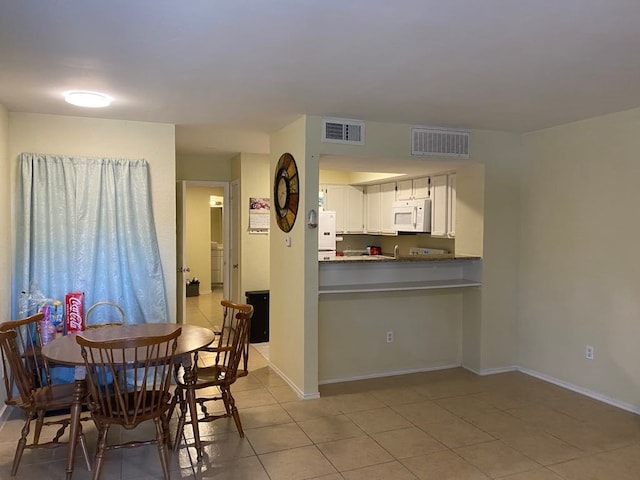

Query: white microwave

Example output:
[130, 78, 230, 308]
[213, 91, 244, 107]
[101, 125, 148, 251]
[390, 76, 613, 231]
[392, 199, 431, 232]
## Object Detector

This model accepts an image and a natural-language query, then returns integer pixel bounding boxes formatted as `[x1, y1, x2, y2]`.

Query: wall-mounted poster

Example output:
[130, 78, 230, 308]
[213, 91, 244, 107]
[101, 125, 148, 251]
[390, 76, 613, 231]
[249, 197, 270, 234]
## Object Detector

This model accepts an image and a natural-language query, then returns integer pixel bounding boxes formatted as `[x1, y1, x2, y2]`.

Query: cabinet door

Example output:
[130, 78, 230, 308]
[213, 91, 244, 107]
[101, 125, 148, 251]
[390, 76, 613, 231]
[380, 182, 397, 234]
[365, 184, 381, 234]
[430, 174, 448, 237]
[447, 173, 456, 238]
[321, 184, 346, 233]
[412, 176, 430, 199]
[344, 186, 364, 233]
[396, 179, 413, 200]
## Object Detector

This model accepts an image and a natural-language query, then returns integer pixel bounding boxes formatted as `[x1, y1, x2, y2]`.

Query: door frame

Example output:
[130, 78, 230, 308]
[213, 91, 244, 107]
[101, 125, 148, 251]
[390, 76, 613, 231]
[176, 180, 231, 323]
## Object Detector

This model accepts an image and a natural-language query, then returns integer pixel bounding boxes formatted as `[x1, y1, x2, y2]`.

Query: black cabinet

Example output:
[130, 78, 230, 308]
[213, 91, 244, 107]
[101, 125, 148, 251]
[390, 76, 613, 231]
[245, 290, 269, 343]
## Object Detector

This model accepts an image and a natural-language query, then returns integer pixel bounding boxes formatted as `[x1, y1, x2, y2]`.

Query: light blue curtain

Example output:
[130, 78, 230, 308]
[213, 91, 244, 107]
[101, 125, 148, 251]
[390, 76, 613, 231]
[13, 153, 169, 324]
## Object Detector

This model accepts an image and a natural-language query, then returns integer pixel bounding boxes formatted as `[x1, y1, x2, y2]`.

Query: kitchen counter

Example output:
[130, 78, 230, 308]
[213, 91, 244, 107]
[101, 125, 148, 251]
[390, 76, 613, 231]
[319, 254, 480, 263]
[319, 255, 482, 294]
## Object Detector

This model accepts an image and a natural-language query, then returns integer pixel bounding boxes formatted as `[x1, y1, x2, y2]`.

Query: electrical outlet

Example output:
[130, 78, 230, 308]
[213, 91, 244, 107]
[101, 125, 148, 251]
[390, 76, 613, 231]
[386, 331, 393, 343]
[585, 345, 594, 360]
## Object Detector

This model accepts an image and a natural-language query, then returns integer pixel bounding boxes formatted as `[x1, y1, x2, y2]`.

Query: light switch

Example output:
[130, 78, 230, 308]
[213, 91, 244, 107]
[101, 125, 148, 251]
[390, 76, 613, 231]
[284, 236, 292, 247]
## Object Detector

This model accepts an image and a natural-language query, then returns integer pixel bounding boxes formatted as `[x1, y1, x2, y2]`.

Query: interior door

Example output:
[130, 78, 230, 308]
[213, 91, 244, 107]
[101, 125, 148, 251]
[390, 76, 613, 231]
[176, 180, 188, 324]
[230, 180, 241, 302]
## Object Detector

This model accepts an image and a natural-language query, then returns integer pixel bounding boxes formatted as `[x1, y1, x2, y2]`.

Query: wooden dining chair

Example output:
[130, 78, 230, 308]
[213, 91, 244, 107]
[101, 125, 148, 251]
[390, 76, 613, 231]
[215, 300, 254, 376]
[0, 314, 91, 477]
[85, 301, 125, 329]
[169, 306, 252, 462]
[76, 327, 181, 480]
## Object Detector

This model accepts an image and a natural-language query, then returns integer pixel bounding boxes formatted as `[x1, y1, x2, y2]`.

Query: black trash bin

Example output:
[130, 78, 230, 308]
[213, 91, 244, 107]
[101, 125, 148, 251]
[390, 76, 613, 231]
[245, 290, 269, 343]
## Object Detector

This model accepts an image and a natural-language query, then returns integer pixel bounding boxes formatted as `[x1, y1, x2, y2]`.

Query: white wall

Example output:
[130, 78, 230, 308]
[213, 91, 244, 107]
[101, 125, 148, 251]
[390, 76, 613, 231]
[0, 103, 10, 409]
[238, 153, 270, 295]
[8, 113, 177, 321]
[520, 108, 640, 410]
[177, 153, 232, 182]
[270, 116, 320, 397]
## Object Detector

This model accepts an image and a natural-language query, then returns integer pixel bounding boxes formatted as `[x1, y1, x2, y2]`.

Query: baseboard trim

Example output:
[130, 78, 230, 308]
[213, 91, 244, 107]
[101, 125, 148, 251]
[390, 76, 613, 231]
[463, 365, 518, 376]
[318, 363, 462, 385]
[268, 362, 320, 400]
[518, 366, 640, 415]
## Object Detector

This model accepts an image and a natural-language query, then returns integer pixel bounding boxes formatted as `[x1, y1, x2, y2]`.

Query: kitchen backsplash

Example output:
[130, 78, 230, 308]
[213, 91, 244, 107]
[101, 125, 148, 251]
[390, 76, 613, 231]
[337, 234, 455, 256]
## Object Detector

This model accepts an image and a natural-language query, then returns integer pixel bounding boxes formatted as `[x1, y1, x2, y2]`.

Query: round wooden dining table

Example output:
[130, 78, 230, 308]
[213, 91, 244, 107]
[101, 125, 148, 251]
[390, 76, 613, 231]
[42, 323, 215, 480]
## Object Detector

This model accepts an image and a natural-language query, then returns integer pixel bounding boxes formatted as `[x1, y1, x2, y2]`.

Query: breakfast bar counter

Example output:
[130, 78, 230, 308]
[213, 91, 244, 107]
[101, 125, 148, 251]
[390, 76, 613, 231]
[318, 255, 482, 294]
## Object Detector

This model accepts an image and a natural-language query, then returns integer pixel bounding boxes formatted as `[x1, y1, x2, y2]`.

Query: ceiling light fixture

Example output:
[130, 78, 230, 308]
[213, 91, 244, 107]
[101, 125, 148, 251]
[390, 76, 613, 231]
[64, 90, 113, 108]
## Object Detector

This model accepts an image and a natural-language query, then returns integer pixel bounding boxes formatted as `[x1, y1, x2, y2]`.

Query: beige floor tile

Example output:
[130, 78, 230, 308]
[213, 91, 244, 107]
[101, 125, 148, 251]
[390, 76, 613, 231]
[401, 450, 490, 480]
[419, 418, 495, 448]
[435, 394, 500, 419]
[499, 467, 566, 480]
[232, 386, 278, 409]
[346, 407, 412, 434]
[259, 445, 337, 480]
[245, 422, 312, 454]
[392, 400, 458, 425]
[332, 392, 386, 414]
[281, 397, 343, 422]
[298, 414, 365, 443]
[369, 386, 427, 406]
[317, 436, 394, 471]
[341, 460, 417, 480]
[268, 384, 301, 403]
[193, 454, 270, 480]
[499, 430, 583, 465]
[180, 431, 255, 464]
[466, 411, 538, 438]
[238, 404, 294, 429]
[455, 440, 541, 478]
[371, 426, 446, 460]
[549, 443, 640, 480]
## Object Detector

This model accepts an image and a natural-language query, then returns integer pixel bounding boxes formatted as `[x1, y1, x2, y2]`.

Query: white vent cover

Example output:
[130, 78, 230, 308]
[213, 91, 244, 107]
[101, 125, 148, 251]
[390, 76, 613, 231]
[322, 117, 365, 145]
[412, 127, 470, 158]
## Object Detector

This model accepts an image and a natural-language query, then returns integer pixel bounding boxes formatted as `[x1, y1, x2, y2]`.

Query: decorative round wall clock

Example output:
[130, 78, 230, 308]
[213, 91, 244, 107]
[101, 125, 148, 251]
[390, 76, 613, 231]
[273, 152, 299, 232]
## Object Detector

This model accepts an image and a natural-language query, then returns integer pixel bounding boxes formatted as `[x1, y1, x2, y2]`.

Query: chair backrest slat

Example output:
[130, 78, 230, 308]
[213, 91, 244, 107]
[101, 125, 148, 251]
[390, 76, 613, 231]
[77, 328, 181, 427]
[0, 313, 51, 407]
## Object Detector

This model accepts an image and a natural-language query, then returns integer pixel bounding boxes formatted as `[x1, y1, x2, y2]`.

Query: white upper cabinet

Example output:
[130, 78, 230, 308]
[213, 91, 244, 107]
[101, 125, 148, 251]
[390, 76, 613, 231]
[447, 173, 457, 238]
[320, 184, 364, 234]
[396, 176, 429, 200]
[380, 182, 397, 235]
[430, 173, 456, 238]
[344, 185, 365, 233]
[365, 184, 381, 234]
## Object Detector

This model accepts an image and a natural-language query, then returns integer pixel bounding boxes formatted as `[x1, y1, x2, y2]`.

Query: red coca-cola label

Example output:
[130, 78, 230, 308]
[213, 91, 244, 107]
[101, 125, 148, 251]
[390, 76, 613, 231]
[65, 292, 85, 332]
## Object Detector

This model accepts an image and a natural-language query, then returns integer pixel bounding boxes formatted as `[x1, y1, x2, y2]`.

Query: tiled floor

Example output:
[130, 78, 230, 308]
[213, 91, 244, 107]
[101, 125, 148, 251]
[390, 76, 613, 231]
[1, 291, 640, 479]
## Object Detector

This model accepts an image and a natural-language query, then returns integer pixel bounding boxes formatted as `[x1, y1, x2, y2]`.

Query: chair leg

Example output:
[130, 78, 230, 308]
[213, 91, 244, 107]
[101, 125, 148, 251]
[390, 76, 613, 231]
[223, 387, 244, 437]
[186, 386, 204, 462]
[155, 417, 171, 480]
[92, 424, 109, 480]
[11, 410, 34, 476]
[172, 387, 187, 452]
[78, 427, 92, 472]
[33, 409, 45, 445]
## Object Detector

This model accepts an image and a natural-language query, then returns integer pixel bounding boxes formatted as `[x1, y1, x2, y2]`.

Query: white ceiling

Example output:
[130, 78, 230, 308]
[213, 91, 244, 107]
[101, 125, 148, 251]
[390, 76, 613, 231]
[2, 1, 640, 172]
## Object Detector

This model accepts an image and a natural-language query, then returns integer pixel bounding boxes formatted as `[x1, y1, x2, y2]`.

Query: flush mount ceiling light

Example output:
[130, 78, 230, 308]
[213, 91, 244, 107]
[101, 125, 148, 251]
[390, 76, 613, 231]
[64, 90, 113, 108]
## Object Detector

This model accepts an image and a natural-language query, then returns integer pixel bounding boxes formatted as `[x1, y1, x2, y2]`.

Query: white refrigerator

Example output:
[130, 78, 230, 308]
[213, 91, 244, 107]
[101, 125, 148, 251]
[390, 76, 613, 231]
[318, 210, 336, 260]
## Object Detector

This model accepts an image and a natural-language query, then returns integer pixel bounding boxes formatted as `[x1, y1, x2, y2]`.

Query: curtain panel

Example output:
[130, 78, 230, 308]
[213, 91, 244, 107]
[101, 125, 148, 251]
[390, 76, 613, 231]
[13, 153, 169, 324]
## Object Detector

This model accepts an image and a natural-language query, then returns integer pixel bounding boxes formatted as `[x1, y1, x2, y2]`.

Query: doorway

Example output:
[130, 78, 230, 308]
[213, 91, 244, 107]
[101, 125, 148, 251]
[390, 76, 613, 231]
[176, 180, 231, 324]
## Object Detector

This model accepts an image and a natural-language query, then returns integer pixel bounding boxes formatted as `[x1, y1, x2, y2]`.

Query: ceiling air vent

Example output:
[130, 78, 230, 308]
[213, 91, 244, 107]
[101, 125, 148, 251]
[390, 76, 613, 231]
[322, 117, 365, 145]
[411, 127, 470, 158]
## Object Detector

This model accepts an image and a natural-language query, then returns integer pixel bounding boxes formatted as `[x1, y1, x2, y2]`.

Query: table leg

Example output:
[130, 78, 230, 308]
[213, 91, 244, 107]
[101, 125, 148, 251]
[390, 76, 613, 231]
[66, 368, 87, 479]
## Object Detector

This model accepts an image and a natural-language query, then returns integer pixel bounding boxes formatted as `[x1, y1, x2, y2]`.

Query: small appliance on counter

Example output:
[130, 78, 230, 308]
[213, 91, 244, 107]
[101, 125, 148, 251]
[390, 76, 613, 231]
[409, 247, 448, 256]
[366, 246, 382, 255]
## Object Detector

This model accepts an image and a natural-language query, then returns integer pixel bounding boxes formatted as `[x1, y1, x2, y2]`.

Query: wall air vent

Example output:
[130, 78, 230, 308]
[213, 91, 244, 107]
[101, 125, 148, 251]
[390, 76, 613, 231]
[411, 127, 470, 158]
[322, 117, 365, 145]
